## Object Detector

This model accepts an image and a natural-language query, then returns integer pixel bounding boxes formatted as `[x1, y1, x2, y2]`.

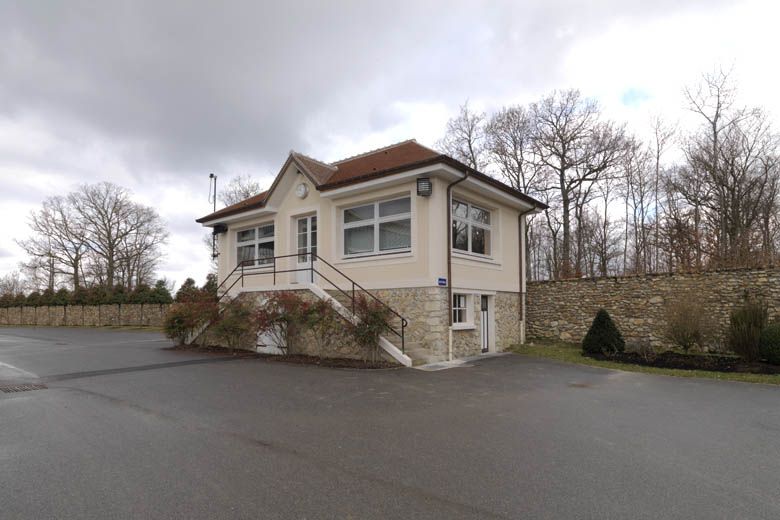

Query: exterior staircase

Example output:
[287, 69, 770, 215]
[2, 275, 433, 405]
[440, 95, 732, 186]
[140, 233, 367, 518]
[191, 253, 413, 367]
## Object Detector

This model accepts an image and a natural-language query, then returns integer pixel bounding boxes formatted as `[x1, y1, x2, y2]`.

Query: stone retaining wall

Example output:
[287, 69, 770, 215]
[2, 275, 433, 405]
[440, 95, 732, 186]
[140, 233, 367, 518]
[0, 304, 170, 328]
[527, 267, 780, 348]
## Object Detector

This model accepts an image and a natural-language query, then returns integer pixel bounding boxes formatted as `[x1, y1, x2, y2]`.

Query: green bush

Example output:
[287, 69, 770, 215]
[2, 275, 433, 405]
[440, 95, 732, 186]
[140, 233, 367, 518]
[163, 296, 218, 345]
[759, 322, 780, 365]
[664, 298, 708, 352]
[254, 292, 312, 354]
[211, 298, 259, 354]
[52, 288, 71, 306]
[582, 309, 625, 356]
[175, 278, 200, 302]
[349, 295, 393, 362]
[25, 291, 42, 307]
[728, 299, 767, 361]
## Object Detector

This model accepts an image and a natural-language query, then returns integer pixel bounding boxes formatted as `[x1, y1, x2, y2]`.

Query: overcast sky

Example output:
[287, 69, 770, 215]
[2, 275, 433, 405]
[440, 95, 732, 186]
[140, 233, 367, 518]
[0, 0, 776, 289]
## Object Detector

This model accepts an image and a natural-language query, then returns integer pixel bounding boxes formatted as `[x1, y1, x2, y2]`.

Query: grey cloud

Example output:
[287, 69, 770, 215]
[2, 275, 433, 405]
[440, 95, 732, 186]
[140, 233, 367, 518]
[0, 0, 727, 176]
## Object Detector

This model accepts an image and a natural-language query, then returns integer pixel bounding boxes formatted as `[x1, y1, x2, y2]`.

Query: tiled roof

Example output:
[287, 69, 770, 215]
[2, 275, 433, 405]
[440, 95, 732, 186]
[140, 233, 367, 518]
[196, 139, 546, 223]
[325, 140, 440, 185]
[197, 190, 269, 222]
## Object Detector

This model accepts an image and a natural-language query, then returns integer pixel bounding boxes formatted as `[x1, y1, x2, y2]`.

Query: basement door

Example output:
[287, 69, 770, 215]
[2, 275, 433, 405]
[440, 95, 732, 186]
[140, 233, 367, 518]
[480, 295, 490, 353]
[295, 215, 317, 284]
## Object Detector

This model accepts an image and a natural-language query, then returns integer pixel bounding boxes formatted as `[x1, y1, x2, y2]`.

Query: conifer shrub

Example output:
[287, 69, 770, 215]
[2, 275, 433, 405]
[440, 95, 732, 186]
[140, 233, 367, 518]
[759, 322, 780, 365]
[582, 308, 625, 356]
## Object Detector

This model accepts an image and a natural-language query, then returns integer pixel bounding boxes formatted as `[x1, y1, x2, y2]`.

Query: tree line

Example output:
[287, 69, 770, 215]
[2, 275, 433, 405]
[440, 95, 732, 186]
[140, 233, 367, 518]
[9, 182, 169, 293]
[438, 69, 780, 280]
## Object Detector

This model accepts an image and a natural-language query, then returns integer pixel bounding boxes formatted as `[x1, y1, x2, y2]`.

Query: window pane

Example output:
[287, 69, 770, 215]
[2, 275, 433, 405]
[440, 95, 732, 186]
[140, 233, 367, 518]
[379, 219, 411, 251]
[237, 229, 255, 242]
[453, 294, 466, 309]
[258, 224, 274, 238]
[452, 200, 468, 218]
[379, 197, 410, 217]
[311, 216, 317, 231]
[453, 309, 463, 323]
[471, 226, 490, 255]
[344, 204, 374, 223]
[344, 225, 374, 255]
[237, 245, 255, 265]
[452, 220, 468, 251]
[297, 219, 307, 233]
[297, 232, 307, 249]
[257, 241, 274, 264]
[470, 205, 490, 225]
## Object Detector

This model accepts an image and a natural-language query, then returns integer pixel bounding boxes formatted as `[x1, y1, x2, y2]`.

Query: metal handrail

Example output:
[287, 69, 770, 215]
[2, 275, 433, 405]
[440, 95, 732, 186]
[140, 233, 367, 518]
[215, 252, 407, 352]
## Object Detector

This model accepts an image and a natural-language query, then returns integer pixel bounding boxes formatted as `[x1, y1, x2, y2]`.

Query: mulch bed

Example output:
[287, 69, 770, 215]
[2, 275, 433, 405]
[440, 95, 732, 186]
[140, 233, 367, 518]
[165, 344, 397, 369]
[588, 351, 780, 375]
[262, 354, 399, 370]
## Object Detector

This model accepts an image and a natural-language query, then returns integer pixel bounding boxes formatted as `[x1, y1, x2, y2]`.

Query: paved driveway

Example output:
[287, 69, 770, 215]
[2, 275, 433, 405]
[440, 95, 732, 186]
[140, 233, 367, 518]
[1, 327, 779, 519]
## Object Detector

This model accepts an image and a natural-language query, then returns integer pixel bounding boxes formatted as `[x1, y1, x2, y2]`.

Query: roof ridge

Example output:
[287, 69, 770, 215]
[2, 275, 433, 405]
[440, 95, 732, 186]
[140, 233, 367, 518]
[331, 139, 419, 165]
[291, 150, 337, 171]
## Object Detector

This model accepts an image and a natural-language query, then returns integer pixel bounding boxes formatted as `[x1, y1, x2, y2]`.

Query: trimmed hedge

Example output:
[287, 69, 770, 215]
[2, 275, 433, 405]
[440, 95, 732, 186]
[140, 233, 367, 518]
[0, 280, 173, 308]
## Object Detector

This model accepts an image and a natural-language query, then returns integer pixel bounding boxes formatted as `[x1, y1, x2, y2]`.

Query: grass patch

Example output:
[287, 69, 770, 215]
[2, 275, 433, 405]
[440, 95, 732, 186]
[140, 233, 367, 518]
[510, 340, 780, 386]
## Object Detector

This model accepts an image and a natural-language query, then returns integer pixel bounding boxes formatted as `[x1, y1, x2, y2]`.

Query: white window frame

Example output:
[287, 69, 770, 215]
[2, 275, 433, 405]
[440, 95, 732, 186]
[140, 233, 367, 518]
[342, 196, 412, 258]
[236, 222, 275, 268]
[452, 293, 472, 326]
[452, 199, 492, 257]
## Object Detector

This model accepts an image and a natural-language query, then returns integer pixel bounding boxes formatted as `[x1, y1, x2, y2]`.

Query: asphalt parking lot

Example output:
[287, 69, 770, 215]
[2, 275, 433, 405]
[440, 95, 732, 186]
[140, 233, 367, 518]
[1, 326, 780, 519]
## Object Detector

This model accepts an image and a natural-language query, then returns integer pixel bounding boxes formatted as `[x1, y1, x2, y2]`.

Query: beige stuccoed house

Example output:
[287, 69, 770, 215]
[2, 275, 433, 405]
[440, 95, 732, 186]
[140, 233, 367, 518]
[196, 140, 546, 366]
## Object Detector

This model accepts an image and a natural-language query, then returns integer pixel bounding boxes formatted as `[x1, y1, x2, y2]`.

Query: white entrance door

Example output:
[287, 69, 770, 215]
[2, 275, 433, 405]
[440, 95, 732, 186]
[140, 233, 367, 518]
[480, 295, 490, 353]
[295, 215, 317, 284]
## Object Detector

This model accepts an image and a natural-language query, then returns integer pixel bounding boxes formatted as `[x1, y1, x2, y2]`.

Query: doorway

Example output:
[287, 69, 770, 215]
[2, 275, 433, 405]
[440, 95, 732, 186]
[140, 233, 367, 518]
[480, 295, 490, 353]
[295, 215, 317, 283]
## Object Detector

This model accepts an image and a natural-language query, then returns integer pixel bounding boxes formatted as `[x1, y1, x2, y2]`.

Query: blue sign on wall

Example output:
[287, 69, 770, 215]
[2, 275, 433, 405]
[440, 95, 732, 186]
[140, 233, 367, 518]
[437, 277, 447, 287]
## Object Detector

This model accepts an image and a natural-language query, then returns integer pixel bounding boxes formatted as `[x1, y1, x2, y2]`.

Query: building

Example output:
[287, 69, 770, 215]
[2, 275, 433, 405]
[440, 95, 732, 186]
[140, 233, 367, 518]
[196, 140, 546, 365]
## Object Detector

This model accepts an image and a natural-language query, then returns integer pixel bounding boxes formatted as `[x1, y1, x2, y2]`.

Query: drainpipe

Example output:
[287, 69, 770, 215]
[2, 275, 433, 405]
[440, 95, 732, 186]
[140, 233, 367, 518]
[518, 206, 536, 345]
[446, 170, 470, 361]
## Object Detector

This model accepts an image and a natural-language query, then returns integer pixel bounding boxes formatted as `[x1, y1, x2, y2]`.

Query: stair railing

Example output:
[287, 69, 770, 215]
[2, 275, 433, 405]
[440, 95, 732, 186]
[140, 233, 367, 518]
[213, 252, 408, 353]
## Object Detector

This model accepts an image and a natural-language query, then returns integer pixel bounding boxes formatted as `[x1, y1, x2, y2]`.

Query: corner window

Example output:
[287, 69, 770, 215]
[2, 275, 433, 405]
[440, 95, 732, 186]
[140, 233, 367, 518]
[343, 197, 411, 256]
[453, 293, 469, 324]
[236, 223, 274, 267]
[452, 199, 491, 256]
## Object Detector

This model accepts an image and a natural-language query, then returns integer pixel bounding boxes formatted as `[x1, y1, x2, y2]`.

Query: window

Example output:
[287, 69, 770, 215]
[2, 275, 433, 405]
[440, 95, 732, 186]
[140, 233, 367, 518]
[236, 223, 274, 267]
[452, 199, 491, 256]
[453, 293, 468, 324]
[343, 197, 411, 256]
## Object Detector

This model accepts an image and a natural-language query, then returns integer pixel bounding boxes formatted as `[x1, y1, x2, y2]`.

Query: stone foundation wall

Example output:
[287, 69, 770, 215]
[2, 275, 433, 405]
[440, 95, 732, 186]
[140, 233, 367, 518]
[243, 287, 522, 362]
[527, 267, 780, 348]
[0, 304, 170, 328]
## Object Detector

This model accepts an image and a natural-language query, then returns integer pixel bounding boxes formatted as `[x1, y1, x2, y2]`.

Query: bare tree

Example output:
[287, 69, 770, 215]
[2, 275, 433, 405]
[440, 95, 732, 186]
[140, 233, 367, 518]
[531, 89, 629, 277]
[681, 69, 780, 268]
[437, 101, 487, 170]
[0, 271, 29, 295]
[17, 196, 89, 290]
[69, 182, 168, 288]
[219, 174, 263, 206]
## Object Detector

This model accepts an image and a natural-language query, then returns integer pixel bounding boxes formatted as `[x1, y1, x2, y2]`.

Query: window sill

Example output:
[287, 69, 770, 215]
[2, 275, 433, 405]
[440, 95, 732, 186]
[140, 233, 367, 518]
[335, 251, 414, 265]
[451, 323, 476, 331]
[451, 251, 501, 266]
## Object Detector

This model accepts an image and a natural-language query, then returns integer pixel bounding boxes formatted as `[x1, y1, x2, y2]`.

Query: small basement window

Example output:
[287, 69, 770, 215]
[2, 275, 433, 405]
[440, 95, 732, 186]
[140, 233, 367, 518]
[452, 293, 469, 324]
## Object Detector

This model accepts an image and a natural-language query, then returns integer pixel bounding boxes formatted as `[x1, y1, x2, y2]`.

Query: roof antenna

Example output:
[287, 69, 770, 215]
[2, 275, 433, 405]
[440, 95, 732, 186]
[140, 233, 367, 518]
[208, 173, 217, 213]
[208, 173, 219, 258]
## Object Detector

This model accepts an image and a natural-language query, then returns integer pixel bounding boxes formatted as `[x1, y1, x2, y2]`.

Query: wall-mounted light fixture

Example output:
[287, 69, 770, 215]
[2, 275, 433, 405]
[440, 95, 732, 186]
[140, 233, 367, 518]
[416, 177, 432, 197]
